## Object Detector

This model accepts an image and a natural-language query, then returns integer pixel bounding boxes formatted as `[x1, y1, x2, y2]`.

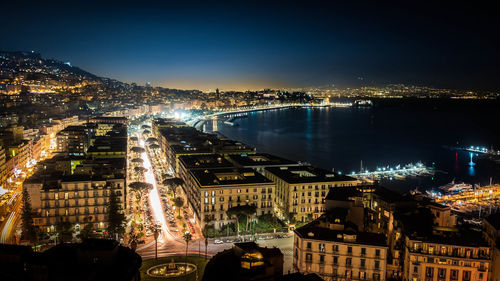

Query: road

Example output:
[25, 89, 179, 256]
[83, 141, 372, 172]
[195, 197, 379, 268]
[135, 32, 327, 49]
[134, 125, 295, 273]
[137, 236, 294, 273]
[0, 191, 21, 244]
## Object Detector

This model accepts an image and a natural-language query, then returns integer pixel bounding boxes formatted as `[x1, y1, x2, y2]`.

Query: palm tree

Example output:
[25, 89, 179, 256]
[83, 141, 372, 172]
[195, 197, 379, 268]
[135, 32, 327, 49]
[183, 232, 192, 275]
[203, 215, 213, 259]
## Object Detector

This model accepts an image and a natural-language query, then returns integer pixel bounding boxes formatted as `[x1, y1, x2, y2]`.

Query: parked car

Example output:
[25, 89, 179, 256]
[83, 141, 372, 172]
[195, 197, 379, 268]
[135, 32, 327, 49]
[214, 239, 224, 244]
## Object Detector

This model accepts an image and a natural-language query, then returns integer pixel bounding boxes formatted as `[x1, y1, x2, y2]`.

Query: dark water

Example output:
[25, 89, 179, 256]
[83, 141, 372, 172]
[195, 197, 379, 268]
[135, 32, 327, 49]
[212, 99, 500, 193]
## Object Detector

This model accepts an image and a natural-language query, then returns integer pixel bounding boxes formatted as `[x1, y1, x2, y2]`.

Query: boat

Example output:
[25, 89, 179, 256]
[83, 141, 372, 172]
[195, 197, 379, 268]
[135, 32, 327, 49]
[353, 99, 373, 107]
[438, 180, 473, 193]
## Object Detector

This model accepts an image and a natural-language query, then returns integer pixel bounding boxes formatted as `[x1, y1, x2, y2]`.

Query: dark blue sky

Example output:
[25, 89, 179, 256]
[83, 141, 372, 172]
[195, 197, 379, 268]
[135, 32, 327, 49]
[3, 1, 499, 91]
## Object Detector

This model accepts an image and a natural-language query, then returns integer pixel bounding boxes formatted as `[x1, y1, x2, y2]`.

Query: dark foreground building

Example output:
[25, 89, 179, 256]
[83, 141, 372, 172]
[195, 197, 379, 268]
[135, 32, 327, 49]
[0, 239, 141, 281]
[203, 242, 284, 281]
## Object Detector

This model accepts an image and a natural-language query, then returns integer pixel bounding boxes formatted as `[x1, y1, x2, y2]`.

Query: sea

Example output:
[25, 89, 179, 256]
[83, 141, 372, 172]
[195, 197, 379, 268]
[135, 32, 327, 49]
[205, 99, 500, 193]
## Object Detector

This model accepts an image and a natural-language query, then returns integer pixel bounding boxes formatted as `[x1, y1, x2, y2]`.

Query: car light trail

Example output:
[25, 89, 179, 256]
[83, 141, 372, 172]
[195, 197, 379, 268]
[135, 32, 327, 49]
[0, 211, 16, 243]
[138, 135, 174, 241]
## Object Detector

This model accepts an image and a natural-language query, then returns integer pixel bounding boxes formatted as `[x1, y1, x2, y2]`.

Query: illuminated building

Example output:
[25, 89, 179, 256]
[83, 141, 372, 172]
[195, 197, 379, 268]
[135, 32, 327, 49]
[483, 213, 500, 281]
[293, 210, 387, 281]
[56, 125, 95, 156]
[264, 166, 360, 222]
[403, 231, 490, 281]
[183, 167, 274, 230]
[24, 164, 126, 232]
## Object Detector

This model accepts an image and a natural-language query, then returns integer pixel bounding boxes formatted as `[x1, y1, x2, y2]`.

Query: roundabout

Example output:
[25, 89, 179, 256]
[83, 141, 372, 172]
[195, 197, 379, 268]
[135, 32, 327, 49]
[147, 260, 197, 279]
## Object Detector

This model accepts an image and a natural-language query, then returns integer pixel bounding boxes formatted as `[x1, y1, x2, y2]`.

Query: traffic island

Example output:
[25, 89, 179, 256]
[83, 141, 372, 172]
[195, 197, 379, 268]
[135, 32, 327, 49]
[141, 256, 208, 281]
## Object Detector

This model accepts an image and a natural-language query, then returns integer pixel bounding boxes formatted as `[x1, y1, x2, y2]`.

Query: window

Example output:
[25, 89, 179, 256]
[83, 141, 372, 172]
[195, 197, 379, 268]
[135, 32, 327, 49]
[373, 273, 380, 281]
[306, 242, 312, 250]
[361, 248, 366, 256]
[360, 259, 365, 268]
[346, 258, 352, 266]
[438, 268, 446, 279]
[319, 243, 325, 252]
[463, 271, 471, 281]
[333, 256, 338, 265]
[64, 192, 68, 199]
[451, 270, 459, 280]
[414, 266, 419, 273]
[359, 272, 366, 280]
[375, 260, 380, 269]
[305, 253, 312, 262]
[347, 246, 352, 254]
[319, 255, 325, 264]
[332, 245, 338, 252]
[426, 267, 434, 277]
[375, 249, 380, 257]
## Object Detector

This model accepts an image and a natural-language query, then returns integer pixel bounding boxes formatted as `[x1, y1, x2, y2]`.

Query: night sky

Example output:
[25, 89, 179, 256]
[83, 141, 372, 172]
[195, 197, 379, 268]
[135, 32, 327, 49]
[3, 1, 499, 91]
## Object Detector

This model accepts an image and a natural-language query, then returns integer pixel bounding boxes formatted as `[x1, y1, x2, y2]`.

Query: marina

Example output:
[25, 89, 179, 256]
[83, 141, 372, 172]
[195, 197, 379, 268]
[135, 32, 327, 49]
[349, 162, 435, 182]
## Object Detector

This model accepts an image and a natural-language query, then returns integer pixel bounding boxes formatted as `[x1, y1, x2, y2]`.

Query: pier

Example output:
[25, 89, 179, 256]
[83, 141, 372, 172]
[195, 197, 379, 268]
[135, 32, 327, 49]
[349, 162, 434, 182]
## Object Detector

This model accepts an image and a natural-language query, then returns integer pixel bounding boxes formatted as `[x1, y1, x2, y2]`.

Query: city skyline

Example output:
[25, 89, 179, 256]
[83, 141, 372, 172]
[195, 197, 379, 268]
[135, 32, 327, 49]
[3, 1, 500, 91]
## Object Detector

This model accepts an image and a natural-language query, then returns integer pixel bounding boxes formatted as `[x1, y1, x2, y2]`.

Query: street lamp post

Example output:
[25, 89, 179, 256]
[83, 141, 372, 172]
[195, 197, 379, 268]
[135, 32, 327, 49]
[153, 225, 160, 260]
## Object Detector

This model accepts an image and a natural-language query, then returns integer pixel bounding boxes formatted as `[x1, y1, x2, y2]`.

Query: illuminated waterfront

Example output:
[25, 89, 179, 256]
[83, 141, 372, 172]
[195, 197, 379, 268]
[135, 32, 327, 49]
[214, 100, 500, 192]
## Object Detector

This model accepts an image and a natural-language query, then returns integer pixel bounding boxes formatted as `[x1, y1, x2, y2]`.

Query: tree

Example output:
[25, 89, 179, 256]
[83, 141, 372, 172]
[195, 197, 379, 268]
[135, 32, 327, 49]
[107, 189, 125, 239]
[133, 166, 147, 173]
[241, 204, 257, 232]
[203, 215, 213, 259]
[131, 146, 146, 154]
[149, 143, 160, 150]
[21, 188, 36, 243]
[56, 219, 74, 243]
[78, 223, 94, 240]
[173, 197, 184, 217]
[163, 177, 184, 197]
[131, 158, 143, 164]
[226, 206, 241, 236]
[129, 182, 153, 200]
[183, 232, 192, 275]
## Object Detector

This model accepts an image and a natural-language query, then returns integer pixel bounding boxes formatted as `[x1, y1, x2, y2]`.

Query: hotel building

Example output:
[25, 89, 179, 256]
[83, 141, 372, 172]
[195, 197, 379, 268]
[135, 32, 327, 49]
[264, 166, 360, 222]
[183, 167, 275, 229]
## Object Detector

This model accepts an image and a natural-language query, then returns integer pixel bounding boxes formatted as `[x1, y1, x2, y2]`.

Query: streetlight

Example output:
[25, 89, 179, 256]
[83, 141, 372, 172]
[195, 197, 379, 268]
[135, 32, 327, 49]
[152, 224, 161, 260]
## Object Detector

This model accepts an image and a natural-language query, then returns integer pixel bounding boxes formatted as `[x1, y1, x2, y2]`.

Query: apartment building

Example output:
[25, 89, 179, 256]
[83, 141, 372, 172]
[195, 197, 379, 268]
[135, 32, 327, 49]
[24, 171, 125, 232]
[293, 211, 387, 281]
[183, 167, 275, 229]
[403, 232, 490, 281]
[264, 166, 360, 222]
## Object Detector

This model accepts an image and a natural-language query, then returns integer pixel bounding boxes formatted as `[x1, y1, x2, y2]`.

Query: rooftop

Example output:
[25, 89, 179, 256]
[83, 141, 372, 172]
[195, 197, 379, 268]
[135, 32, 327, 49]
[294, 214, 387, 247]
[265, 166, 357, 184]
[190, 168, 273, 187]
[227, 153, 298, 168]
[178, 154, 234, 170]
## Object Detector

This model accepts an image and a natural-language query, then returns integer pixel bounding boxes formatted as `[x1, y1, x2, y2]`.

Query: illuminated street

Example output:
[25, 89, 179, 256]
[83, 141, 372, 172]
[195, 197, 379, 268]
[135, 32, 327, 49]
[137, 133, 177, 243]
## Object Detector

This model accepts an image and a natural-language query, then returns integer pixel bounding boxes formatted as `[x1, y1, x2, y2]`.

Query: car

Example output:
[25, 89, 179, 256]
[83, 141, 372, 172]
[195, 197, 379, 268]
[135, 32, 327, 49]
[214, 239, 223, 244]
